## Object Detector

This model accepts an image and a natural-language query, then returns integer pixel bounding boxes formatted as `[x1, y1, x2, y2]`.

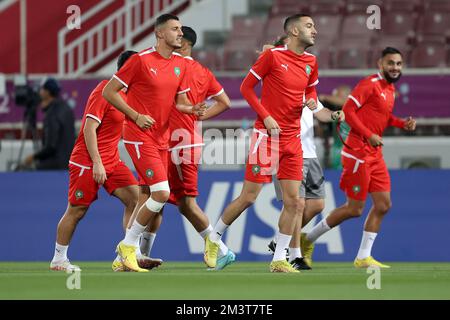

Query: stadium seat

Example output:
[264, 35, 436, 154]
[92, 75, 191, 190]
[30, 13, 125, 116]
[384, 0, 423, 12]
[341, 14, 382, 38]
[230, 15, 267, 37]
[345, 0, 384, 14]
[270, 0, 304, 15]
[192, 49, 222, 71]
[307, 45, 333, 69]
[382, 12, 417, 38]
[418, 12, 450, 38]
[424, 0, 450, 11]
[314, 15, 342, 41]
[410, 41, 447, 68]
[374, 35, 411, 55]
[307, 0, 345, 14]
[223, 48, 258, 71]
[265, 15, 287, 40]
[335, 46, 371, 69]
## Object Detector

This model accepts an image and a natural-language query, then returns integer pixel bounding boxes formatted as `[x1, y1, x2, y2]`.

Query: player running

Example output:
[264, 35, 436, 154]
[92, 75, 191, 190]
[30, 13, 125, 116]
[102, 14, 206, 272]
[204, 14, 319, 273]
[301, 47, 417, 268]
[137, 26, 234, 270]
[50, 51, 139, 271]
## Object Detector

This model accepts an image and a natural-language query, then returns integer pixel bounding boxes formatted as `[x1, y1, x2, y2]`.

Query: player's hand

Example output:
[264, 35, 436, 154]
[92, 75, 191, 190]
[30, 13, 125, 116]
[368, 134, 383, 147]
[24, 154, 34, 166]
[404, 116, 416, 131]
[331, 110, 345, 122]
[263, 116, 281, 135]
[192, 102, 207, 117]
[93, 162, 107, 184]
[135, 114, 155, 130]
[303, 98, 317, 111]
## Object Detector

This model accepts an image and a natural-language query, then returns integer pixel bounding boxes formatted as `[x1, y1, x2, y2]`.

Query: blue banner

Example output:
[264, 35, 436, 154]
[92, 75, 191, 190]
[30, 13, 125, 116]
[1, 170, 450, 262]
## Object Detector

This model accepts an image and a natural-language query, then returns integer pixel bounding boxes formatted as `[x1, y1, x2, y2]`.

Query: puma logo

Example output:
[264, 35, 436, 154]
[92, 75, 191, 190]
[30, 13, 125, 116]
[281, 64, 288, 71]
[150, 68, 157, 75]
[381, 92, 386, 100]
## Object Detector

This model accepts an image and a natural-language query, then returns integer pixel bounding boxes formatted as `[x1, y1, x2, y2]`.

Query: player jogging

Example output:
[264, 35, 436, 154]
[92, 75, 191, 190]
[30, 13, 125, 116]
[50, 51, 139, 271]
[204, 14, 319, 273]
[102, 14, 206, 272]
[302, 47, 416, 268]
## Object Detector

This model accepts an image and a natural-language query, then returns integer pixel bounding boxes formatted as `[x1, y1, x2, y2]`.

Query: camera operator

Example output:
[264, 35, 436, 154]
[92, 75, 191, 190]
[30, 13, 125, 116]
[23, 78, 75, 170]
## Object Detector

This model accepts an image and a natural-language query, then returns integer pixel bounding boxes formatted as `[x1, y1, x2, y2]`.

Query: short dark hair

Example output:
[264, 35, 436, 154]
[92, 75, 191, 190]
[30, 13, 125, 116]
[181, 26, 197, 47]
[273, 35, 288, 46]
[42, 78, 61, 97]
[283, 14, 311, 33]
[155, 14, 179, 28]
[382, 47, 402, 58]
[117, 50, 137, 71]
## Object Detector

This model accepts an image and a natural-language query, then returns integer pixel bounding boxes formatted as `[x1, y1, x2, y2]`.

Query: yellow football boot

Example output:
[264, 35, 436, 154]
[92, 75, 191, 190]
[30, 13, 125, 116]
[300, 233, 315, 268]
[116, 241, 148, 272]
[270, 260, 300, 273]
[204, 235, 220, 268]
[354, 256, 391, 268]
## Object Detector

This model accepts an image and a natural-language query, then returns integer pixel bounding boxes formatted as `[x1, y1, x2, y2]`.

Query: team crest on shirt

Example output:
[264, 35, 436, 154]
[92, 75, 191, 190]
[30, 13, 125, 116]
[305, 65, 312, 76]
[174, 67, 181, 77]
[146, 169, 154, 178]
[75, 190, 84, 199]
[252, 165, 261, 175]
[352, 185, 361, 194]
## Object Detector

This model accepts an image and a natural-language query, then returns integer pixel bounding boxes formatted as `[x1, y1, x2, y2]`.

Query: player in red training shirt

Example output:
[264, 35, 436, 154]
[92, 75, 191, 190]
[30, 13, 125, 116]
[102, 14, 206, 272]
[302, 47, 417, 268]
[136, 26, 234, 270]
[50, 51, 139, 271]
[204, 14, 319, 273]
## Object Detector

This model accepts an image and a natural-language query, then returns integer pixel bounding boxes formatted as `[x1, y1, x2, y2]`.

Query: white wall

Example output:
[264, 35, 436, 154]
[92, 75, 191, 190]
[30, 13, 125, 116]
[96, 0, 249, 76]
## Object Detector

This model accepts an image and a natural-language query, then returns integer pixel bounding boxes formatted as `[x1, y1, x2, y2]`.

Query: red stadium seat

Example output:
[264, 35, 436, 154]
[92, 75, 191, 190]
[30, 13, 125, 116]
[223, 48, 258, 71]
[410, 41, 447, 68]
[341, 14, 382, 38]
[345, 0, 384, 14]
[271, 0, 304, 15]
[230, 16, 267, 37]
[382, 12, 418, 38]
[307, 44, 333, 69]
[384, 0, 423, 12]
[374, 35, 411, 56]
[424, 0, 450, 11]
[192, 49, 222, 71]
[307, 0, 345, 15]
[418, 12, 450, 38]
[314, 15, 342, 40]
[335, 47, 371, 69]
[265, 15, 287, 40]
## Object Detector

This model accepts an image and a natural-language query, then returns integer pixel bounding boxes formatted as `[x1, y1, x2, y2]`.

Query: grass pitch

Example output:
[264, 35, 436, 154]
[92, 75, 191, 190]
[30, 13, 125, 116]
[1, 262, 449, 300]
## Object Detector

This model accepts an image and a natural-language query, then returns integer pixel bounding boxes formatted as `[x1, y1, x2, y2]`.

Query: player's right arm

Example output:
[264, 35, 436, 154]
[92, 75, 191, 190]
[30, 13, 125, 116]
[102, 78, 154, 129]
[240, 50, 281, 134]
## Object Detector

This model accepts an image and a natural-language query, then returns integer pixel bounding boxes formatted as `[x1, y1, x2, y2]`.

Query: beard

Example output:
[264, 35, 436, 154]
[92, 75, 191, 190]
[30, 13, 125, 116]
[383, 70, 402, 83]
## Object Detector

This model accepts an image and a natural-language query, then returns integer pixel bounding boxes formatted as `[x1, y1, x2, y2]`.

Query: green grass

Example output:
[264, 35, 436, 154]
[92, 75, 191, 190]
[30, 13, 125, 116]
[1, 262, 449, 299]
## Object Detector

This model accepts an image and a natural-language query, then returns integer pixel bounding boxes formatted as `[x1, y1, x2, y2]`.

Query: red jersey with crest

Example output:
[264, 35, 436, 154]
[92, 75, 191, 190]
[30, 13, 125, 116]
[344, 72, 404, 158]
[70, 80, 125, 171]
[169, 56, 223, 148]
[113, 47, 190, 149]
[249, 44, 319, 137]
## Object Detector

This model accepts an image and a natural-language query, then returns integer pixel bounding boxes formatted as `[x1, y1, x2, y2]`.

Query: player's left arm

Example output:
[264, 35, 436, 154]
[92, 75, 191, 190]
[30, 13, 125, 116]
[304, 60, 320, 111]
[175, 93, 207, 116]
[198, 91, 231, 121]
[389, 114, 416, 131]
[314, 101, 345, 123]
[83, 118, 107, 184]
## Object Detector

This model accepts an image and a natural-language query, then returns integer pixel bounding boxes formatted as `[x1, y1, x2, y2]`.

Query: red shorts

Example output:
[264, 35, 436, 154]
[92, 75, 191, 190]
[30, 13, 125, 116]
[167, 146, 202, 205]
[340, 151, 391, 201]
[68, 161, 137, 206]
[244, 129, 303, 183]
[124, 140, 168, 186]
